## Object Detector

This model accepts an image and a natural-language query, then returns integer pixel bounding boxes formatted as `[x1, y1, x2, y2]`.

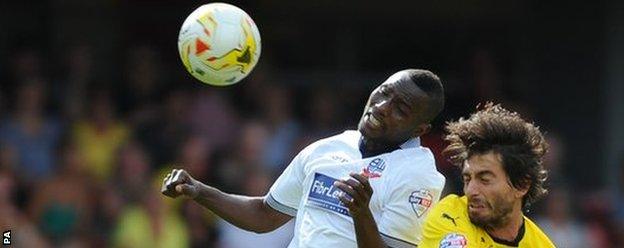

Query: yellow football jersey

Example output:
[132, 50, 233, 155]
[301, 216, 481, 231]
[419, 194, 555, 248]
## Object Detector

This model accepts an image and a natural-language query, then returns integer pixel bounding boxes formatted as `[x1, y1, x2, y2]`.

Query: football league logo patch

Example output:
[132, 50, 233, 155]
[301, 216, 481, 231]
[362, 158, 386, 178]
[409, 189, 433, 217]
[439, 233, 467, 248]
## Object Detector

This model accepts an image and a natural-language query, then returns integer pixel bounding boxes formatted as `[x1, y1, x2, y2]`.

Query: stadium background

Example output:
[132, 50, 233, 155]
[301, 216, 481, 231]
[0, 0, 623, 247]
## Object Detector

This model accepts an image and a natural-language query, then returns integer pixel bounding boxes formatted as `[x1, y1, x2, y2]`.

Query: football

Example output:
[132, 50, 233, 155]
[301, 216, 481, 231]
[177, 3, 261, 86]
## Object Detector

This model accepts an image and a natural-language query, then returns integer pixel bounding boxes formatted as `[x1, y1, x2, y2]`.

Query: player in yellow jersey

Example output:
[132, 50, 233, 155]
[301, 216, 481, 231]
[419, 103, 554, 248]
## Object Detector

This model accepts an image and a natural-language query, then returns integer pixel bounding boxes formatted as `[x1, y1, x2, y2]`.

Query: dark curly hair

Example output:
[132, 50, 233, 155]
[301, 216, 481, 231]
[443, 103, 549, 208]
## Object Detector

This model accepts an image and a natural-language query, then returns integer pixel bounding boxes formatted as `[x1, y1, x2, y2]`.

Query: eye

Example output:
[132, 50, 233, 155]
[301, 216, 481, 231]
[395, 108, 407, 118]
[462, 176, 471, 184]
[480, 177, 491, 185]
[398, 106, 409, 116]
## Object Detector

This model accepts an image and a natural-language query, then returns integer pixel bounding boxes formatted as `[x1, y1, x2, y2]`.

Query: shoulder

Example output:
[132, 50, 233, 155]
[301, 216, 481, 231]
[420, 194, 472, 247]
[423, 194, 471, 234]
[431, 194, 468, 218]
[441, 194, 466, 205]
[391, 147, 445, 187]
[319, 130, 360, 147]
[299, 130, 359, 155]
[396, 145, 438, 173]
[522, 217, 556, 247]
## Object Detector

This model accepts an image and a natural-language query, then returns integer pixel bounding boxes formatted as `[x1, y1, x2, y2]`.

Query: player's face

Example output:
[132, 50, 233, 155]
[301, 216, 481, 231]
[357, 72, 429, 145]
[462, 152, 524, 228]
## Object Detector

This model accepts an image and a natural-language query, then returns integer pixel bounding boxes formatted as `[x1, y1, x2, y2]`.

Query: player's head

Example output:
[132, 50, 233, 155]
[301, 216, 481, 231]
[443, 103, 548, 228]
[358, 69, 444, 145]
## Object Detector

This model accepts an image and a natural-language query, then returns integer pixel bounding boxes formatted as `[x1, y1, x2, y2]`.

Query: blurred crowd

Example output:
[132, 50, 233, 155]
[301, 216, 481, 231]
[0, 44, 622, 248]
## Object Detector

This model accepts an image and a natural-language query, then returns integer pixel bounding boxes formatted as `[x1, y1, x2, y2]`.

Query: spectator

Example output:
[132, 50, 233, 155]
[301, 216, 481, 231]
[188, 89, 240, 148]
[536, 188, 589, 248]
[136, 88, 191, 169]
[28, 139, 92, 246]
[259, 84, 300, 175]
[61, 44, 94, 121]
[177, 135, 213, 183]
[119, 45, 166, 125]
[0, 169, 50, 247]
[113, 178, 189, 248]
[181, 201, 219, 248]
[0, 79, 62, 183]
[216, 120, 269, 193]
[72, 88, 129, 182]
[113, 141, 152, 203]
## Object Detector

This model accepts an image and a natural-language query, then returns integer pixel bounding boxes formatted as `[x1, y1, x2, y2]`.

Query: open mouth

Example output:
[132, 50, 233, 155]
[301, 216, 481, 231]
[469, 204, 485, 210]
[364, 113, 382, 130]
[468, 200, 488, 211]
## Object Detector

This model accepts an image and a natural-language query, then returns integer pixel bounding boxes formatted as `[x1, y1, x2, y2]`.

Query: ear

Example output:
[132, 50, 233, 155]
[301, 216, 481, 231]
[412, 123, 431, 137]
[513, 180, 531, 199]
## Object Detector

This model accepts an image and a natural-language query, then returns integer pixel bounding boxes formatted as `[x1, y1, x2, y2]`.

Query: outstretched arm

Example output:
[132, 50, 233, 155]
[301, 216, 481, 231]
[334, 172, 388, 248]
[162, 169, 292, 233]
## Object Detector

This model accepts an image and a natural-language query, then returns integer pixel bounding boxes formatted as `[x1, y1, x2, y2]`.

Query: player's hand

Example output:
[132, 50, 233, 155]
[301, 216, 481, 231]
[334, 172, 373, 217]
[161, 169, 200, 199]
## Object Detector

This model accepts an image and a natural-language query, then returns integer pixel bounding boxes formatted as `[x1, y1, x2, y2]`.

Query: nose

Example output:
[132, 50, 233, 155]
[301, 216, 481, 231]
[464, 180, 480, 197]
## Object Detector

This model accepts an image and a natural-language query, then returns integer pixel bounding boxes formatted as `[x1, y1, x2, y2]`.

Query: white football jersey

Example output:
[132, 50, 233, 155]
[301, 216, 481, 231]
[265, 130, 445, 248]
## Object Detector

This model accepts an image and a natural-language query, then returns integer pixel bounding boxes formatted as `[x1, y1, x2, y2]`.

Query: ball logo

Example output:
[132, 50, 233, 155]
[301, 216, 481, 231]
[362, 158, 386, 178]
[409, 189, 433, 217]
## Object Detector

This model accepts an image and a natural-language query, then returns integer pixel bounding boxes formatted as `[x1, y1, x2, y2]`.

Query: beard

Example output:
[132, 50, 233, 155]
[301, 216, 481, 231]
[468, 195, 514, 229]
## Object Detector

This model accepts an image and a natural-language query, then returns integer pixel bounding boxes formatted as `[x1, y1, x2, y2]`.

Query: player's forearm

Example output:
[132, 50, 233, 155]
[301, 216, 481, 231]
[352, 212, 388, 248]
[192, 182, 287, 233]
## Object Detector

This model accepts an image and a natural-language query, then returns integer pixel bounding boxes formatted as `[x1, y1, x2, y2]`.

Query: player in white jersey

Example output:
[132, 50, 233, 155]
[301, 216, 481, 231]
[161, 69, 446, 248]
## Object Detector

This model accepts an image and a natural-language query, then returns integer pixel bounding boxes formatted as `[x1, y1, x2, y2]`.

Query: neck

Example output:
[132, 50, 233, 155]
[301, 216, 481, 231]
[486, 203, 525, 242]
[358, 136, 404, 158]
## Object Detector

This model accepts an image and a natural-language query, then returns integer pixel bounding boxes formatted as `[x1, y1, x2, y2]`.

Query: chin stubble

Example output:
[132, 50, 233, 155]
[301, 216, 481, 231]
[469, 197, 514, 229]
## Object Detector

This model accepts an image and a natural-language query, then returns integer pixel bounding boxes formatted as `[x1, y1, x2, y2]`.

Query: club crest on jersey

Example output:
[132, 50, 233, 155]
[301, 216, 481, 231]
[439, 233, 467, 248]
[409, 189, 433, 217]
[307, 173, 351, 216]
[362, 158, 386, 178]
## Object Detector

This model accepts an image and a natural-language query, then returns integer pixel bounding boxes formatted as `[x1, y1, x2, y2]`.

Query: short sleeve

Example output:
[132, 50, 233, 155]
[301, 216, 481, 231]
[264, 147, 309, 216]
[377, 176, 444, 248]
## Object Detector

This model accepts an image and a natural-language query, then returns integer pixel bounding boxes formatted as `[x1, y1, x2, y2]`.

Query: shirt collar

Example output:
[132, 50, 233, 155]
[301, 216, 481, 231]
[399, 137, 421, 149]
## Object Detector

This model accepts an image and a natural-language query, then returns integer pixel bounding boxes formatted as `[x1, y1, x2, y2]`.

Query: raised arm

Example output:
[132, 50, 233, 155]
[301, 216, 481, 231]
[162, 169, 292, 233]
[335, 172, 388, 248]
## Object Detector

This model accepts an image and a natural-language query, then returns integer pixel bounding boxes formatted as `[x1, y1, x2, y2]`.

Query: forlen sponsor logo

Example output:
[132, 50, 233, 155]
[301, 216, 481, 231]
[311, 179, 342, 198]
[307, 173, 350, 216]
